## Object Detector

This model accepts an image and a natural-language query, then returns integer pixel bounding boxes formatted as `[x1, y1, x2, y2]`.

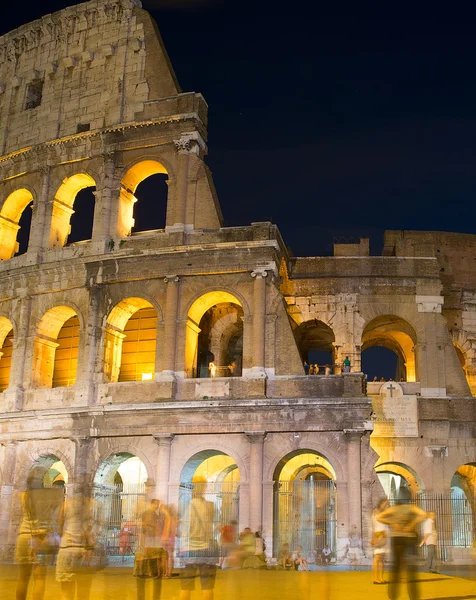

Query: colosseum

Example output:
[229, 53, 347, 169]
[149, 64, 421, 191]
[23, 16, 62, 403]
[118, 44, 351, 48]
[0, 0, 476, 565]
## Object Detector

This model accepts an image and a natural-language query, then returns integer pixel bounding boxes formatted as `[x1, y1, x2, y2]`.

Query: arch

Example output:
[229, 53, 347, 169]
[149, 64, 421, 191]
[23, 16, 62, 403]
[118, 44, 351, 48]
[293, 320, 335, 373]
[48, 173, 96, 249]
[93, 451, 149, 555]
[375, 461, 424, 497]
[272, 448, 337, 557]
[27, 454, 69, 489]
[118, 160, 169, 238]
[273, 449, 337, 482]
[185, 291, 244, 378]
[32, 306, 80, 388]
[104, 297, 158, 382]
[0, 188, 34, 260]
[0, 316, 14, 391]
[362, 315, 418, 382]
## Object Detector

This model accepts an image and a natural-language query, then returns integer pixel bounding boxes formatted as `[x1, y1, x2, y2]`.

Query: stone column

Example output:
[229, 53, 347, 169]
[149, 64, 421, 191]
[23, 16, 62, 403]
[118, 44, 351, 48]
[92, 152, 117, 251]
[153, 434, 175, 503]
[345, 430, 362, 536]
[0, 442, 18, 547]
[416, 296, 447, 397]
[76, 285, 102, 405]
[70, 437, 94, 498]
[245, 431, 266, 532]
[158, 276, 180, 381]
[27, 166, 51, 262]
[248, 269, 267, 378]
[5, 295, 32, 411]
[170, 132, 205, 231]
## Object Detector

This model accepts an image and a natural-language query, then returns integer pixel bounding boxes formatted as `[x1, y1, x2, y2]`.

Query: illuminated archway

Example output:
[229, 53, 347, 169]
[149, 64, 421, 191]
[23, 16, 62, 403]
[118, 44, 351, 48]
[451, 464, 476, 548]
[185, 291, 244, 378]
[32, 306, 80, 388]
[0, 189, 34, 260]
[104, 298, 158, 382]
[94, 452, 149, 555]
[27, 454, 69, 489]
[48, 173, 96, 248]
[273, 449, 336, 556]
[375, 462, 423, 498]
[179, 450, 240, 556]
[119, 160, 168, 238]
[294, 320, 335, 373]
[362, 315, 417, 382]
[0, 317, 14, 391]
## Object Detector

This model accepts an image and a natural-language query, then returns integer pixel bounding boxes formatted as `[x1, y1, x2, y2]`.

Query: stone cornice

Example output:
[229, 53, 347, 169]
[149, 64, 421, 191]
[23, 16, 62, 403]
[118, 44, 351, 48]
[0, 0, 140, 62]
[0, 112, 203, 175]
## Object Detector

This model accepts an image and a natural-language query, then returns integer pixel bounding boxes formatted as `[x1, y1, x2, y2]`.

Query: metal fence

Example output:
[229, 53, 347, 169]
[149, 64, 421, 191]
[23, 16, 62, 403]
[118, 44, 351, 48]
[390, 492, 474, 560]
[273, 480, 337, 558]
[178, 481, 239, 557]
[93, 482, 146, 555]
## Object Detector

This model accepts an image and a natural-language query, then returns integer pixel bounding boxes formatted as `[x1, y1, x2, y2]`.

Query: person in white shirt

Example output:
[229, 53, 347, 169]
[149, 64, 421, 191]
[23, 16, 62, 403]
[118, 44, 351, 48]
[420, 512, 438, 573]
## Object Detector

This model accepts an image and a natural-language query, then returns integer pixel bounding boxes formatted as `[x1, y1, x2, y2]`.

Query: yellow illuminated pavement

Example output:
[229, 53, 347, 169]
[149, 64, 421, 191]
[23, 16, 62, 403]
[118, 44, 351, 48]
[1, 566, 476, 599]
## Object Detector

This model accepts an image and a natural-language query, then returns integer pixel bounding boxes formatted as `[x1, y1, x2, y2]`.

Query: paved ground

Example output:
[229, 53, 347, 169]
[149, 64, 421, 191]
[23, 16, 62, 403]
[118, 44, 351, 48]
[2, 565, 476, 600]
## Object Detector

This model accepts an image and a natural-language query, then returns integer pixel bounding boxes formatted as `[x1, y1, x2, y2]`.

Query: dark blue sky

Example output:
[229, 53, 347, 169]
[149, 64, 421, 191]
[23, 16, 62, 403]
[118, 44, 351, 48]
[3, 0, 476, 256]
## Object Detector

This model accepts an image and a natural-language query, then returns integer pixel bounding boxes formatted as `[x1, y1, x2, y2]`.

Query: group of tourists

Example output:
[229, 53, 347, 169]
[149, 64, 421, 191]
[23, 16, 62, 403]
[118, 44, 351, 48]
[303, 356, 351, 375]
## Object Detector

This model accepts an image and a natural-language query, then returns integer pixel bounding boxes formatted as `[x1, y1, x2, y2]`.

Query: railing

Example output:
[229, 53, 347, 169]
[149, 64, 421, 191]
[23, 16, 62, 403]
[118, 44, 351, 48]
[191, 366, 242, 378]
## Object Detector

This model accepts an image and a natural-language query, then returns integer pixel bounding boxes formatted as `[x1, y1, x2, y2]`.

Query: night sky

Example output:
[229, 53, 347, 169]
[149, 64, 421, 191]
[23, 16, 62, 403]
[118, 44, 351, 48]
[3, 1, 476, 257]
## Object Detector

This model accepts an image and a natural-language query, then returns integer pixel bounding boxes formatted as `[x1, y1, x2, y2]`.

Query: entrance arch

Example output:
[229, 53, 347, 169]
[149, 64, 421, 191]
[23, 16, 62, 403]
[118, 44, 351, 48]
[185, 291, 244, 378]
[119, 160, 169, 237]
[451, 464, 476, 548]
[362, 315, 417, 382]
[179, 450, 240, 556]
[375, 462, 423, 499]
[294, 320, 335, 374]
[27, 454, 69, 489]
[93, 452, 148, 555]
[273, 449, 336, 557]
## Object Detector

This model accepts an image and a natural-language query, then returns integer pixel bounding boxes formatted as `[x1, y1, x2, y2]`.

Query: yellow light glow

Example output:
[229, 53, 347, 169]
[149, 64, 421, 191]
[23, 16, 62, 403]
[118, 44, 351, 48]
[141, 372, 153, 381]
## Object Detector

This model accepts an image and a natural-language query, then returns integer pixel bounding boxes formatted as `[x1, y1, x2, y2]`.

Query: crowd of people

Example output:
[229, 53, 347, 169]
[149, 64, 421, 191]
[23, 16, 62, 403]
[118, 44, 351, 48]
[12, 472, 441, 600]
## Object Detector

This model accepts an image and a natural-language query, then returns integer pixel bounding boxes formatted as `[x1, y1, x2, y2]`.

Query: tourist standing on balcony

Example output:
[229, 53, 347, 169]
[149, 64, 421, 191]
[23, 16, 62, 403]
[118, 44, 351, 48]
[343, 356, 351, 372]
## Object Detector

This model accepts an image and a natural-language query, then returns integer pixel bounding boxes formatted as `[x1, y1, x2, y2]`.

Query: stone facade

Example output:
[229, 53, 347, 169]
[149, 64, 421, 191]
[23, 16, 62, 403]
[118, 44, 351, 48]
[1, 0, 476, 562]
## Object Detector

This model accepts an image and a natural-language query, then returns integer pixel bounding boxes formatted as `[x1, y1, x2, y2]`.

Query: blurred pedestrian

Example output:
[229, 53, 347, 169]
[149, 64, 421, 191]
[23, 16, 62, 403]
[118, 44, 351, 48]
[420, 511, 438, 573]
[133, 499, 164, 600]
[377, 488, 427, 600]
[278, 542, 295, 570]
[372, 498, 389, 584]
[179, 477, 216, 600]
[219, 519, 237, 568]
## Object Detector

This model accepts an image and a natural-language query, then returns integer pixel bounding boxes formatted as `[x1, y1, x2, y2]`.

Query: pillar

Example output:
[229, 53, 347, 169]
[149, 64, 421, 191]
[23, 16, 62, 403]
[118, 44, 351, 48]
[247, 269, 267, 378]
[153, 434, 175, 503]
[70, 437, 94, 497]
[245, 431, 265, 532]
[76, 285, 102, 405]
[345, 430, 362, 536]
[27, 165, 51, 262]
[170, 132, 205, 231]
[92, 151, 117, 250]
[0, 442, 18, 546]
[5, 295, 32, 411]
[157, 276, 180, 380]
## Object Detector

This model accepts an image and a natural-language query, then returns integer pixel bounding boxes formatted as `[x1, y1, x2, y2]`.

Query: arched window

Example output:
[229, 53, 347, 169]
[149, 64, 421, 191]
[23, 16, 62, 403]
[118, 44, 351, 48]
[185, 292, 244, 378]
[361, 315, 417, 382]
[119, 161, 168, 238]
[49, 174, 96, 248]
[294, 320, 335, 374]
[32, 306, 80, 388]
[104, 298, 158, 382]
[0, 189, 34, 260]
[0, 317, 14, 391]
